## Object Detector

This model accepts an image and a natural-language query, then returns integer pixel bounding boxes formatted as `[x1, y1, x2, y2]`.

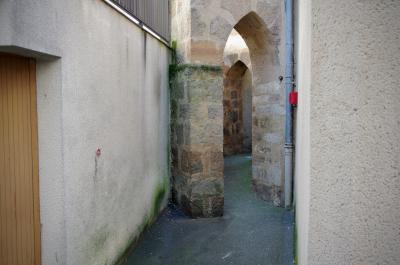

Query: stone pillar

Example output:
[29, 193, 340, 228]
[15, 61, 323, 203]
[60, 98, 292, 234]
[170, 65, 224, 217]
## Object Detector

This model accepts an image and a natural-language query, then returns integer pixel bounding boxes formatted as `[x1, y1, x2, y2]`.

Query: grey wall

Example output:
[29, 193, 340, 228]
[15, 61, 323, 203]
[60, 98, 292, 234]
[0, 1, 170, 265]
[295, 0, 400, 264]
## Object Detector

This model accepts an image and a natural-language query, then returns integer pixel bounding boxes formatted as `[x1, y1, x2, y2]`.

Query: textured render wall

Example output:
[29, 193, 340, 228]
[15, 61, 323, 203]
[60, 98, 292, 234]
[0, 1, 170, 265]
[295, 0, 400, 264]
[171, 0, 287, 207]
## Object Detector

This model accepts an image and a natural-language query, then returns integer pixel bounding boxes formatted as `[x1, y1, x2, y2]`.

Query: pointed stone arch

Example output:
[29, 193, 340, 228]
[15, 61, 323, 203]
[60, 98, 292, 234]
[170, 0, 286, 217]
[223, 60, 252, 155]
[222, 11, 285, 205]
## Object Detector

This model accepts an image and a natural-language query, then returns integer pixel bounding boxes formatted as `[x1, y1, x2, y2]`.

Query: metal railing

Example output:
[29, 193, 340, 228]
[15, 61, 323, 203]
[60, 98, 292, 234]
[109, 0, 170, 43]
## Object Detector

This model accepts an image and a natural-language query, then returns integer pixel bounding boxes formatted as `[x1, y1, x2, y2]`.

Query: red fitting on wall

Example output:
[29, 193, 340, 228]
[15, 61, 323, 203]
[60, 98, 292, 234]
[289, 91, 298, 106]
[96, 148, 101, 156]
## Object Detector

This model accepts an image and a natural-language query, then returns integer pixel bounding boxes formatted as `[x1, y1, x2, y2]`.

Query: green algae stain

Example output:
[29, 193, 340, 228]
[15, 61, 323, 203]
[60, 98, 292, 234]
[149, 177, 169, 222]
[114, 175, 170, 265]
[169, 63, 222, 81]
[85, 226, 111, 265]
[171, 40, 178, 64]
[294, 220, 298, 265]
[93, 230, 109, 252]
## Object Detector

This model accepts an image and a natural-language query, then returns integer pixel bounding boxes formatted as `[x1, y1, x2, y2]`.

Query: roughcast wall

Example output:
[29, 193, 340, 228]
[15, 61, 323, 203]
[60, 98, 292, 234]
[295, 0, 400, 264]
[0, 1, 170, 264]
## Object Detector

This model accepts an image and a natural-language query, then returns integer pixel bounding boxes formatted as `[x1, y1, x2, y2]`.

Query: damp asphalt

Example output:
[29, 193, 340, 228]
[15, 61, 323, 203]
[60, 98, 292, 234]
[126, 154, 294, 265]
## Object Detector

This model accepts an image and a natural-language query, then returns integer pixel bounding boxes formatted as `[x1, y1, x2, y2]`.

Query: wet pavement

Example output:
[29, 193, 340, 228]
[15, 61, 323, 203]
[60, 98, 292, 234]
[126, 154, 294, 265]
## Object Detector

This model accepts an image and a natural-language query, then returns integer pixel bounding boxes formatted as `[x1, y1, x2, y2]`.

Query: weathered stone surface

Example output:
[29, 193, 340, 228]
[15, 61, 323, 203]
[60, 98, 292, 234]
[223, 61, 247, 155]
[221, 0, 251, 21]
[208, 105, 222, 120]
[181, 149, 203, 174]
[191, 8, 207, 37]
[209, 151, 224, 172]
[252, 178, 282, 206]
[189, 40, 224, 65]
[210, 16, 232, 42]
[171, 0, 286, 208]
[171, 65, 224, 217]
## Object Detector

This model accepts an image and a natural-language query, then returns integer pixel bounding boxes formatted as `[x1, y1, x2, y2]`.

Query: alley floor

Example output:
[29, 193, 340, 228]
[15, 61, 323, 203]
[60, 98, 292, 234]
[126, 155, 294, 265]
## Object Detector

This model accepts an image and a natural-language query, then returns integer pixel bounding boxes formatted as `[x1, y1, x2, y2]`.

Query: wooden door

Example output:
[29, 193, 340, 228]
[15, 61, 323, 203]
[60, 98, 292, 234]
[0, 53, 41, 265]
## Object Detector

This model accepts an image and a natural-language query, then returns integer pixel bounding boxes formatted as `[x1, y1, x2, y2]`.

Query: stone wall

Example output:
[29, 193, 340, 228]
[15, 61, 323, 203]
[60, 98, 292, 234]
[223, 30, 253, 154]
[223, 61, 247, 155]
[171, 65, 224, 217]
[171, 0, 286, 209]
[242, 69, 252, 153]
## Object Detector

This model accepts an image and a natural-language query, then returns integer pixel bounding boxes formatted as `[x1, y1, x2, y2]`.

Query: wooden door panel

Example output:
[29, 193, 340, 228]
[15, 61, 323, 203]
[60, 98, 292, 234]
[0, 53, 41, 265]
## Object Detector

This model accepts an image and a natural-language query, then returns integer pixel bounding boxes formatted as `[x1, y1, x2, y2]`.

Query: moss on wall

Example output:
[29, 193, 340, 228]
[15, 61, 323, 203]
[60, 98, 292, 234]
[294, 219, 298, 265]
[169, 63, 222, 81]
[114, 174, 170, 265]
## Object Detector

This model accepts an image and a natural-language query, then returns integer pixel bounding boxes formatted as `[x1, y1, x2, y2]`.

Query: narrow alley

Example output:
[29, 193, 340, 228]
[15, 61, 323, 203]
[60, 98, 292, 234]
[126, 155, 294, 265]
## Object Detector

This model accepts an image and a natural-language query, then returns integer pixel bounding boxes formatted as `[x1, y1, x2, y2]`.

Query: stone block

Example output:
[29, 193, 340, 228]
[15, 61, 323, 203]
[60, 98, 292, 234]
[252, 178, 282, 207]
[231, 90, 238, 99]
[176, 124, 184, 145]
[171, 147, 179, 174]
[229, 111, 238, 123]
[181, 149, 203, 174]
[179, 103, 190, 120]
[174, 177, 224, 218]
[209, 16, 232, 42]
[191, 8, 207, 37]
[221, 0, 251, 21]
[171, 80, 185, 100]
[231, 100, 238, 108]
[208, 105, 222, 120]
[209, 151, 224, 172]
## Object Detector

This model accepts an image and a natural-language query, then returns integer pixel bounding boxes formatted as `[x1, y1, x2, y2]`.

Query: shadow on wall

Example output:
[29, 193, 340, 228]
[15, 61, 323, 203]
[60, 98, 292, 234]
[223, 60, 252, 156]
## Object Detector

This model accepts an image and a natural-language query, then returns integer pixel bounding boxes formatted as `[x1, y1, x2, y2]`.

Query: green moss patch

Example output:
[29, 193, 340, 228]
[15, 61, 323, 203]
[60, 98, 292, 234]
[114, 175, 170, 265]
[169, 63, 222, 80]
[294, 220, 298, 265]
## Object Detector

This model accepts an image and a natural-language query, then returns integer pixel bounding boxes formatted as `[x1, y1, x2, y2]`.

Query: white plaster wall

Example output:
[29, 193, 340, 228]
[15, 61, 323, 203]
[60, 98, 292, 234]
[0, 1, 170, 265]
[36, 60, 67, 265]
[295, 0, 400, 264]
[294, 0, 311, 264]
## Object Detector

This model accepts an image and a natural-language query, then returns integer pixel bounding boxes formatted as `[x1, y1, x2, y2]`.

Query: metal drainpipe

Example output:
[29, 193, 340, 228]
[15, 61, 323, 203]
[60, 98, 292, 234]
[284, 0, 294, 208]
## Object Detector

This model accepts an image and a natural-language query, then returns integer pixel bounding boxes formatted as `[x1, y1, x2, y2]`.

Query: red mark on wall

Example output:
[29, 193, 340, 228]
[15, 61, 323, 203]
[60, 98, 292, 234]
[96, 148, 101, 157]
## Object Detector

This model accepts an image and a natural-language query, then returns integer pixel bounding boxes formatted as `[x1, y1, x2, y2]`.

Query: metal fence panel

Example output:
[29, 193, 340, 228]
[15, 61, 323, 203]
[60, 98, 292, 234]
[111, 0, 170, 42]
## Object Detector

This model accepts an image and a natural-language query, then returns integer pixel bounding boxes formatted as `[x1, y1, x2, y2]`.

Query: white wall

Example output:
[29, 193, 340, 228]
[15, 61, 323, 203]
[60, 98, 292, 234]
[0, 1, 170, 265]
[294, 0, 311, 264]
[295, 0, 400, 264]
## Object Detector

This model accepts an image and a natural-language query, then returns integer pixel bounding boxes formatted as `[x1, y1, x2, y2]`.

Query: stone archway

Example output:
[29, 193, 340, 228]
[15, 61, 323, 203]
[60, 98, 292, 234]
[230, 12, 285, 206]
[223, 60, 252, 156]
[170, 0, 285, 217]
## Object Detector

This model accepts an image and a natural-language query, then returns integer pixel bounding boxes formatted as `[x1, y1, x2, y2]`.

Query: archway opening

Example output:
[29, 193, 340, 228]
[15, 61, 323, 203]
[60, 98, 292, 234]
[223, 60, 252, 156]
[222, 11, 284, 206]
